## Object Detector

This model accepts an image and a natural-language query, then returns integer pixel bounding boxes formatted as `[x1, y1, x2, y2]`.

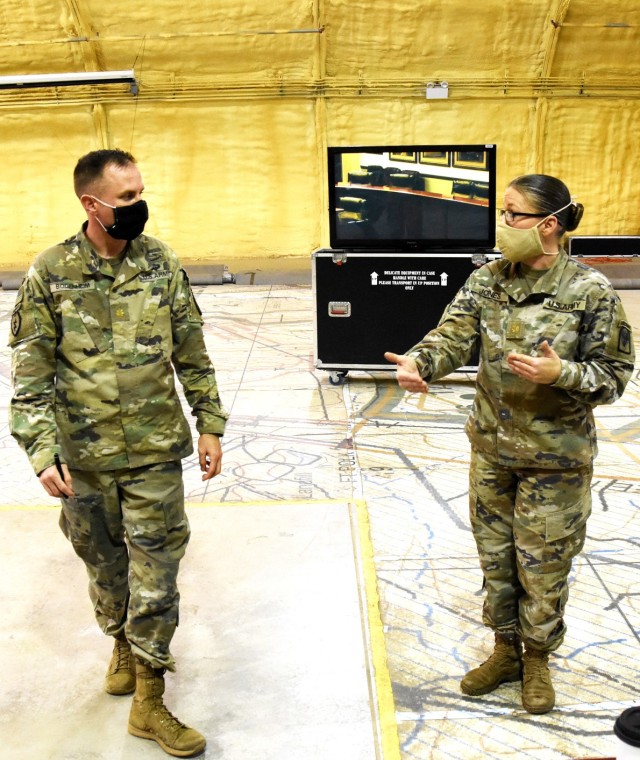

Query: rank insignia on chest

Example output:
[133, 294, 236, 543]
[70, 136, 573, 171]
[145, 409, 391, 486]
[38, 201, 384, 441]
[506, 320, 525, 339]
[113, 304, 129, 321]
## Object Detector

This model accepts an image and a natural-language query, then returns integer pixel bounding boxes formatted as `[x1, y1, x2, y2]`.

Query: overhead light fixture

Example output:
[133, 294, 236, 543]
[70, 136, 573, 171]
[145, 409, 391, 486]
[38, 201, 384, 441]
[0, 70, 137, 90]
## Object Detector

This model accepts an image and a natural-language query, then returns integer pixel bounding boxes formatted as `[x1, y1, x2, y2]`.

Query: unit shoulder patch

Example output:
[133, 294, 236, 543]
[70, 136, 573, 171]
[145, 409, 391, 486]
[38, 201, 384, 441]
[10, 309, 21, 336]
[8, 305, 37, 344]
[617, 320, 633, 355]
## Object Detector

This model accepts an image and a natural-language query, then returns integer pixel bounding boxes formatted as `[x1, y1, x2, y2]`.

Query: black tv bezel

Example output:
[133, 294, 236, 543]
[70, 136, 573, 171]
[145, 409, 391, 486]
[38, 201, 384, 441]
[327, 143, 497, 253]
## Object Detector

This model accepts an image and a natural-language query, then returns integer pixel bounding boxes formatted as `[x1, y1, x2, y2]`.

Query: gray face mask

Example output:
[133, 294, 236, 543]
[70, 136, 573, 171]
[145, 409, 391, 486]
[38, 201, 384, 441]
[495, 201, 572, 263]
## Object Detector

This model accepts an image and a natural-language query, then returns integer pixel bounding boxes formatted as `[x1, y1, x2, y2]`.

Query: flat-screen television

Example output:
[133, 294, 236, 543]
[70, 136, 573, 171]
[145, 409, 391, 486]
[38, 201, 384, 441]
[327, 143, 497, 252]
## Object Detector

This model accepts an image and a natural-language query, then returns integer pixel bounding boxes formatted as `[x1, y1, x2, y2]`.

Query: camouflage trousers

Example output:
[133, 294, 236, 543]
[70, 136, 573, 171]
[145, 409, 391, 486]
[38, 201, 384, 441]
[58, 460, 189, 671]
[469, 448, 592, 652]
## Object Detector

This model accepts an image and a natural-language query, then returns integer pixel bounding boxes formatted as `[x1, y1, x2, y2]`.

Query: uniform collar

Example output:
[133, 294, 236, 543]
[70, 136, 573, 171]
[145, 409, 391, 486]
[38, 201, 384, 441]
[495, 249, 570, 301]
[75, 224, 152, 281]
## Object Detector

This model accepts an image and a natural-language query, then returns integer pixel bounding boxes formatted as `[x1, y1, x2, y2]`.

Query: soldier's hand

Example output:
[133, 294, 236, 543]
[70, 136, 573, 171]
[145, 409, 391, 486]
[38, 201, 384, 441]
[199, 433, 222, 481]
[384, 351, 429, 394]
[38, 463, 75, 499]
[507, 340, 562, 385]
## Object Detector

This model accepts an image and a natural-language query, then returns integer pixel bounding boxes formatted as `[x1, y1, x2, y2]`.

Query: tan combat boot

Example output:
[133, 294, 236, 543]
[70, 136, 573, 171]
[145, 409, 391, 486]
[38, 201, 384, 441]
[460, 632, 522, 696]
[128, 659, 206, 757]
[522, 648, 555, 714]
[105, 633, 136, 695]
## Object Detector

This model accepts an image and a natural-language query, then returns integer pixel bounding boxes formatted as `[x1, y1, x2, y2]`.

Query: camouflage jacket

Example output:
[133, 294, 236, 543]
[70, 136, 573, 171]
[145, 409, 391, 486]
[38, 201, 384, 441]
[407, 251, 635, 468]
[9, 227, 228, 475]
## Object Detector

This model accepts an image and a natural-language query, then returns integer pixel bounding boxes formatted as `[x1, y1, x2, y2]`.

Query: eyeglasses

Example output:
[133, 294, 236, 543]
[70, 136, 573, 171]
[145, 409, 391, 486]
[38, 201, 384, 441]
[499, 209, 547, 223]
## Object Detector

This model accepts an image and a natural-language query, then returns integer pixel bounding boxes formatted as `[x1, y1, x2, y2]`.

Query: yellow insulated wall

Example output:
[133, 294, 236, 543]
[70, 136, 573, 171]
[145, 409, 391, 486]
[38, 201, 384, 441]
[0, 1, 639, 269]
[0, 101, 325, 267]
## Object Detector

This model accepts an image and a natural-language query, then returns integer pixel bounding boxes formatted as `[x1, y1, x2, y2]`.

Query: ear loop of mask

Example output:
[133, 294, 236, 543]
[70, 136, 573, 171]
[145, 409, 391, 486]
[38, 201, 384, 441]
[89, 195, 114, 233]
[534, 200, 574, 256]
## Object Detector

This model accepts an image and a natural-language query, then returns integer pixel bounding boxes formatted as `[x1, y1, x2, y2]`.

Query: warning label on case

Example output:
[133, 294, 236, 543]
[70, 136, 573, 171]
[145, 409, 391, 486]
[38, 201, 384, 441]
[370, 270, 449, 290]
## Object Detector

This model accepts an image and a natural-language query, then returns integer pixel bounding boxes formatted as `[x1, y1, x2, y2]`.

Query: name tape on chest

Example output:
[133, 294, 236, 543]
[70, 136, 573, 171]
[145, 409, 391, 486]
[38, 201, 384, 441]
[50, 281, 96, 292]
[477, 287, 508, 303]
[50, 272, 168, 292]
[139, 271, 169, 283]
[543, 298, 586, 313]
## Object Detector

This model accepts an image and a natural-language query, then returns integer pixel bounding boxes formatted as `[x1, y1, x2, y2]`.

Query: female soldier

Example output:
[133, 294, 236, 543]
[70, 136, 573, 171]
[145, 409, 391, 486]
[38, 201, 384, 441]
[385, 174, 635, 713]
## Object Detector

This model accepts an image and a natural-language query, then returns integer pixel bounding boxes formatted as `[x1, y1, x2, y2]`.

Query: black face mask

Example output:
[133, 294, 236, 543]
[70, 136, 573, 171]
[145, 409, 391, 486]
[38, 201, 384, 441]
[93, 197, 149, 240]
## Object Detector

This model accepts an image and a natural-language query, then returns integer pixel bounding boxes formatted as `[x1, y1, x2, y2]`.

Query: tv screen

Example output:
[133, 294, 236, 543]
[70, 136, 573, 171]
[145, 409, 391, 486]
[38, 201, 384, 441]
[327, 144, 497, 252]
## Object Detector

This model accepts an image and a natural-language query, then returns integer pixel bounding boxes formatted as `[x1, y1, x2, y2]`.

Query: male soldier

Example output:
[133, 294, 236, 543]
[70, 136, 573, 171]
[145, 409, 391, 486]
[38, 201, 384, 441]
[9, 149, 227, 757]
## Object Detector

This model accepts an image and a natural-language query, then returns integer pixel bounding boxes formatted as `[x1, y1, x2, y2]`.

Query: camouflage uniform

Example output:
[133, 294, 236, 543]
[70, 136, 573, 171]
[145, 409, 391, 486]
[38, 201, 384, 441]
[9, 226, 227, 669]
[407, 251, 634, 651]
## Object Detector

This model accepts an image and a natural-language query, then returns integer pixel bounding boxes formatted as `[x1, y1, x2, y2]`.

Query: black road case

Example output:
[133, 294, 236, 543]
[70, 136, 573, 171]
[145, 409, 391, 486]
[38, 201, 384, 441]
[312, 249, 497, 383]
[568, 235, 640, 291]
[568, 235, 640, 257]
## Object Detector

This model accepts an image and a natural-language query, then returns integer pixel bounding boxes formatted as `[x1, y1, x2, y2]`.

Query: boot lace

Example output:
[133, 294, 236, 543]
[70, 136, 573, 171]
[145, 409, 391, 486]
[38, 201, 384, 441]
[488, 639, 519, 665]
[152, 702, 190, 737]
[111, 639, 132, 674]
[524, 652, 551, 685]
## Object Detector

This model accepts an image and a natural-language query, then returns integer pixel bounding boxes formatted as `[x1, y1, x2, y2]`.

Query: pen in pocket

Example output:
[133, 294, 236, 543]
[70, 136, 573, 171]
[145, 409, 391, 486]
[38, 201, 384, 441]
[531, 337, 553, 356]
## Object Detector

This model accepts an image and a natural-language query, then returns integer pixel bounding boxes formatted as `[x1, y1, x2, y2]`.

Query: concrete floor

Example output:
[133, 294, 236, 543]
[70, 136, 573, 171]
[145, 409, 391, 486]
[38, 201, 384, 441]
[0, 501, 378, 760]
[0, 273, 639, 760]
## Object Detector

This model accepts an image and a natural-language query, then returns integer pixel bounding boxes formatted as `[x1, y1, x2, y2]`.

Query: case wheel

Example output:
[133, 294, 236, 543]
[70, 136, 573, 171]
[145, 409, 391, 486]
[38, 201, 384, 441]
[328, 371, 348, 385]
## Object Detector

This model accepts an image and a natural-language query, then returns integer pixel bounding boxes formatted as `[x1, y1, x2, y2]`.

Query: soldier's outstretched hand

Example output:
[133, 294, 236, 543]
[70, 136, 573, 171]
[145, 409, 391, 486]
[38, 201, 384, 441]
[384, 351, 429, 394]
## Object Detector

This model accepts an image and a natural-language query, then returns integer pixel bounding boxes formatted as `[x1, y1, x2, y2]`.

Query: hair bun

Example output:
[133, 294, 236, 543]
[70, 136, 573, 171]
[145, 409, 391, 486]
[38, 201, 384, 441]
[566, 202, 584, 232]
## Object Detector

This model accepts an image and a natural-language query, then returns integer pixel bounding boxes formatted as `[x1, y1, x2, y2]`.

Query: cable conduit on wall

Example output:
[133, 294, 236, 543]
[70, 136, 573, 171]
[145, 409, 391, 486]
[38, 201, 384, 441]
[0, 75, 639, 109]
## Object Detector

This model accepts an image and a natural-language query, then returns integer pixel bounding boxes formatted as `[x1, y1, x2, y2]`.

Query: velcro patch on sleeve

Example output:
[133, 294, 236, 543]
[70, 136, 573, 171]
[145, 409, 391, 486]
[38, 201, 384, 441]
[9, 305, 37, 344]
[616, 320, 633, 355]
